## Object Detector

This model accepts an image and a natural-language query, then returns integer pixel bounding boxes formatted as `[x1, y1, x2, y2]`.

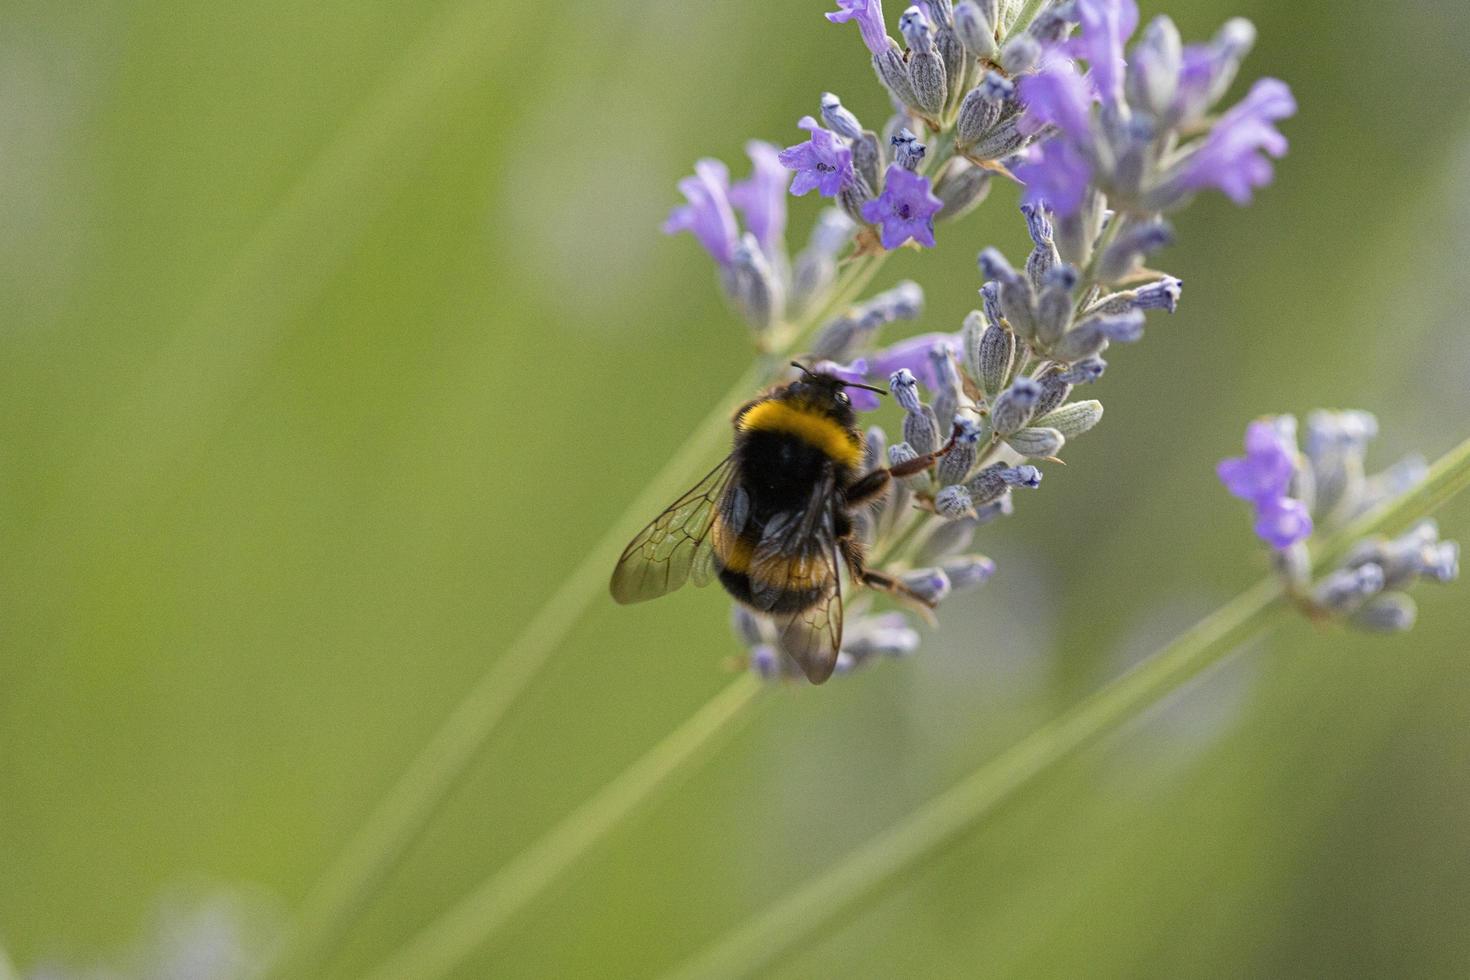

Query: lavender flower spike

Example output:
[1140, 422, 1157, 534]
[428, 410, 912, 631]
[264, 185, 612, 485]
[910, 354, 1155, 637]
[779, 117, 856, 199]
[860, 165, 943, 250]
[727, 141, 790, 258]
[827, 0, 891, 55]
[663, 158, 739, 266]
[1177, 78, 1297, 204]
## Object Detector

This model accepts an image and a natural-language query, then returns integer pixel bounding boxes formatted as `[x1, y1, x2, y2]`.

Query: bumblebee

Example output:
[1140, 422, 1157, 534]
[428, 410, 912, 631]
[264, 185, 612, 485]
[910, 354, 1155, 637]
[610, 364, 957, 684]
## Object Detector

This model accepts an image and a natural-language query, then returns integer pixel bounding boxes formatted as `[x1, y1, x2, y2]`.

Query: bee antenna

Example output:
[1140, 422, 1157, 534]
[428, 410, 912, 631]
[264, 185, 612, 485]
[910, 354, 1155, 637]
[843, 380, 888, 396]
[790, 360, 813, 376]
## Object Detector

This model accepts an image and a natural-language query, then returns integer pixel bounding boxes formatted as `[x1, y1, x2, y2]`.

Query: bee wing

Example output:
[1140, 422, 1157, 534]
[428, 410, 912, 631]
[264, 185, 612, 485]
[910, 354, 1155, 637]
[748, 479, 845, 684]
[609, 458, 736, 604]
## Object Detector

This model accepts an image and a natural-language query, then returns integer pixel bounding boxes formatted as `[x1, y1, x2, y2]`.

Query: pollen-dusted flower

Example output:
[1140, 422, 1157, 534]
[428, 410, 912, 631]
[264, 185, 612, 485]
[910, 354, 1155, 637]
[826, 0, 891, 55]
[860, 165, 943, 249]
[727, 141, 791, 258]
[779, 116, 856, 198]
[663, 159, 739, 265]
[1175, 78, 1296, 205]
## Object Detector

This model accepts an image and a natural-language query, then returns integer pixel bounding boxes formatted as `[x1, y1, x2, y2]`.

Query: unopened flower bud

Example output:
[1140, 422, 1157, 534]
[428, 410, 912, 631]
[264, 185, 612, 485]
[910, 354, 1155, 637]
[1000, 33, 1040, 73]
[934, 158, 992, 221]
[1005, 427, 1065, 458]
[819, 92, 865, 140]
[1035, 399, 1104, 439]
[942, 555, 997, 592]
[935, 483, 978, 519]
[1035, 264, 1078, 346]
[1349, 592, 1418, 633]
[952, 1, 998, 59]
[991, 376, 1042, 435]
[937, 416, 985, 486]
[889, 368, 922, 412]
[891, 128, 927, 171]
[901, 567, 952, 604]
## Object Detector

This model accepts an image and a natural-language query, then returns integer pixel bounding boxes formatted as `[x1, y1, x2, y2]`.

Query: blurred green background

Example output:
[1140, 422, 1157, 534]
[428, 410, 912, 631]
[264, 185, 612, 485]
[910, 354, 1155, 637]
[4, 0, 1470, 976]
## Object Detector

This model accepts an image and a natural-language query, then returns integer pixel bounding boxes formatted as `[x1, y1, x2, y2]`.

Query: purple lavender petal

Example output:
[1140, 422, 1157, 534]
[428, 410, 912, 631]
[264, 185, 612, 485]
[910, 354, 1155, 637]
[859, 165, 943, 250]
[1216, 419, 1295, 503]
[1178, 78, 1295, 204]
[728, 140, 791, 257]
[1014, 138, 1094, 218]
[662, 158, 739, 266]
[866, 331, 961, 390]
[1069, 0, 1139, 107]
[1253, 496, 1313, 550]
[826, 0, 890, 55]
[1017, 62, 1094, 141]
[779, 116, 855, 199]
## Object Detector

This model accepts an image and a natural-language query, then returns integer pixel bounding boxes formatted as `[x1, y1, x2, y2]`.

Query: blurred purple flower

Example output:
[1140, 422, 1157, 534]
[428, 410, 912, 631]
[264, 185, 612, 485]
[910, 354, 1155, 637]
[1014, 138, 1094, 217]
[1018, 62, 1094, 140]
[1069, 0, 1139, 107]
[860, 165, 943, 249]
[779, 117, 856, 198]
[728, 141, 790, 257]
[1254, 497, 1313, 550]
[826, 0, 890, 55]
[1177, 78, 1295, 204]
[1217, 419, 1295, 503]
[866, 331, 960, 389]
[663, 159, 739, 266]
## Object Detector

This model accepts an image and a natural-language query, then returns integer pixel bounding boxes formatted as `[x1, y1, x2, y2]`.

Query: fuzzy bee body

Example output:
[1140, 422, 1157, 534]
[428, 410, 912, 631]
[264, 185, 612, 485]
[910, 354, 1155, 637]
[611, 368, 950, 684]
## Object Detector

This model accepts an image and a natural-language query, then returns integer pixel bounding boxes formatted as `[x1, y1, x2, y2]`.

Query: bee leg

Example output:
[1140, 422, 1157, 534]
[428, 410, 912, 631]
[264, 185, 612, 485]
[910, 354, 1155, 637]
[839, 536, 939, 625]
[845, 421, 967, 508]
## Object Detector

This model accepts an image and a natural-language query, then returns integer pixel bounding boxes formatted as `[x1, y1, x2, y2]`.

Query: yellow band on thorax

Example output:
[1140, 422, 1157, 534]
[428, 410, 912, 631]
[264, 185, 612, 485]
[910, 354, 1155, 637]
[738, 399, 863, 467]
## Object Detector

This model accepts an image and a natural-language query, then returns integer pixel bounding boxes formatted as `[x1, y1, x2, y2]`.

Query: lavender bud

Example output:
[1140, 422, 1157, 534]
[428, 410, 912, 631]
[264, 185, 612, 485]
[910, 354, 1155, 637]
[1314, 562, 1385, 613]
[937, 416, 985, 486]
[873, 43, 919, 109]
[1035, 265, 1078, 346]
[819, 92, 864, 141]
[844, 613, 921, 658]
[1026, 6, 1073, 44]
[1035, 399, 1103, 439]
[852, 131, 883, 198]
[749, 644, 782, 679]
[1059, 357, 1107, 384]
[937, 24, 965, 95]
[1424, 540, 1460, 583]
[889, 441, 928, 490]
[889, 368, 923, 412]
[965, 116, 1026, 160]
[891, 128, 927, 171]
[723, 234, 783, 332]
[966, 462, 1010, 504]
[790, 209, 856, 316]
[974, 492, 1013, 524]
[1005, 427, 1066, 458]
[1349, 593, 1418, 633]
[907, 50, 949, 117]
[920, 515, 978, 561]
[1133, 276, 1183, 313]
[952, 1, 998, 59]
[1127, 16, 1183, 119]
[999, 33, 1040, 73]
[1095, 219, 1174, 284]
[900, 6, 937, 51]
[943, 555, 997, 592]
[979, 247, 1038, 340]
[991, 376, 1042, 435]
[1001, 464, 1043, 488]
[976, 309, 1014, 397]
[1031, 369, 1071, 418]
[904, 403, 942, 456]
[934, 157, 992, 220]
[927, 0, 955, 26]
[955, 73, 1011, 146]
[731, 605, 768, 647]
[935, 483, 979, 519]
[1051, 311, 1145, 361]
[1022, 203, 1060, 291]
[901, 567, 952, 604]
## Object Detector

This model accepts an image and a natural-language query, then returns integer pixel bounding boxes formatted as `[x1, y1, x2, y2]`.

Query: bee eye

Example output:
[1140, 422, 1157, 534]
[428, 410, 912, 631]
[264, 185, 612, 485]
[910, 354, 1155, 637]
[835, 391, 850, 405]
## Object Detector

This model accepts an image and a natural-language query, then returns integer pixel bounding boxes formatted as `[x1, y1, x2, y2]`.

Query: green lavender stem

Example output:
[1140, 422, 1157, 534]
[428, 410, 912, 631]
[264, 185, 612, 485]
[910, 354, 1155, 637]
[362, 674, 763, 980]
[658, 432, 1470, 980]
[253, 256, 889, 980]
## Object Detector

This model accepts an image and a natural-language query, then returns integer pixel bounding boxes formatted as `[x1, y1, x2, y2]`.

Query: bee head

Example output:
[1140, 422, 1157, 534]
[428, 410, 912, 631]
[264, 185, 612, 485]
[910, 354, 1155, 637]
[784, 361, 887, 422]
